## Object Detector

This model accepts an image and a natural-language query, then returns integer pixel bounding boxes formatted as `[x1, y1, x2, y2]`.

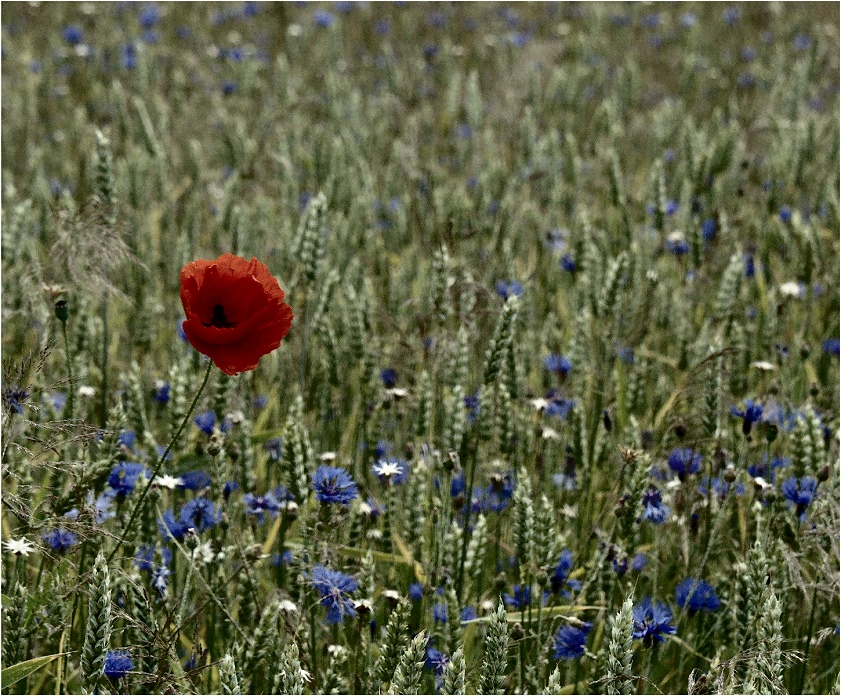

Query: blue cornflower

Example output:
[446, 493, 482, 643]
[550, 549, 581, 596]
[701, 218, 717, 241]
[221, 80, 237, 95]
[134, 544, 173, 573]
[433, 602, 448, 623]
[455, 123, 473, 138]
[560, 253, 576, 272]
[372, 459, 410, 485]
[265, 437, 283, 461]
[744, 253, 755, 278]
[363, 496, 384, 518]
[741, 46, 756, 61]
[380, 368, 397, 388]
[675, 578, 720, 613]
[194, 411, 216, 435]
[153, 381, 170, 403]
[425, 646, 449, 675]
[108, 462, 149, 498]
[668, 448, 702, 479]
[43, 528, 79, 553]
[49, 392, 67, 413]
[103, 650, 133, 680]
[3, 386, 29, 414]
[311, 466, 358, 505]
[243, 491, 281, 522]
[748, 455, 788, 483]
[179, 498, 219, 533]
[680, 12, 697, 28]
[374, 18, 391, 34]
[632, 553, 647, 572]
[427, 10, 446, 27]
[158, 509, 186, 541]
[253, 395, 268, 409]
[138, 3, 161, 28]
[374, 440, 393, 461]
[310, 565, 358, 624]
[823, 339, 840, 356]
[665, 235, 689, 255]
[313, 10, 335, 27]
[731, 399, 763, 436]
[698, 476, 744, 499]
[450, 471, 466, 499]
[273, 549, 294, 566]
[151, 564, 171, 596]
[121, 42, 138, 69]
[781, 476, 819, 519]
[545, 393, 575, 420]
[464, 392, 480, 424]
[722, 7, 741, 25]
[62, 25, 84, 45]
[544, 354, 572, 375]
[175, 470, 208, 491]
[793, 35, 812, 51]
[552, 622, 592, 660]
[495, 280, 523, 300]
[640, 486, 670, 524]
[632, 597, 677, 646]
[409, 582, 424, 602]
[616, 345, 635, 365]
[779, 205, 792, 223]
[503, 584, 531, 610]
[461, 606, 477, 623]
[665, 200, 678, 216]
[119, 430, 137, 451]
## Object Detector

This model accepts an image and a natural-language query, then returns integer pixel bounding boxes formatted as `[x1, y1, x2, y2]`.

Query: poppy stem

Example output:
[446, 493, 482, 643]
[107, 360, 214, 564]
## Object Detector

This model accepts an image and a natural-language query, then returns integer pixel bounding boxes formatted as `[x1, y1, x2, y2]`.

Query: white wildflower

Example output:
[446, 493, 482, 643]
[3, 537, 36, 556]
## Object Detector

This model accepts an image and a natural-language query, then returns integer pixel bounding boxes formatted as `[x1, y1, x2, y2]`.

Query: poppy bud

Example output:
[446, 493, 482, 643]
[674, 421, 687, 439]
[723, 465, 737, 483]
[817, 465, 830, 483]
[603, 409, 612, 433]
[764, 422, 778, 444]
[493, 573, 507, 592]
[511, 622, 524, 641]
[809, 383, 819, 398]
[536, 569, 549, 588]
[55, 300, 69, 323]
[800, 344, 811, 360]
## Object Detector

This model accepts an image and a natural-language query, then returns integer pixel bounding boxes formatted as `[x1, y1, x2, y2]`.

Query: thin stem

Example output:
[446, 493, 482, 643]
[107, 360, 213, 564]
[60, 321, 75, 422]
[456, 438, 477, 602]
[798, 583, 819, 694]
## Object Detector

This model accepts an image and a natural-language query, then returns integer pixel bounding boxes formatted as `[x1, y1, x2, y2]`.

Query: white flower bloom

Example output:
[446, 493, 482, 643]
[373, 461, 403, 479]
[779, 281, 803, 298]
[3, 537, 36, 556]
[153, 474, 183, 490]
[753, 476, 771, 490]
[530, 398, 549, 411]
[382, 589, 401, 602]
[287, 23, 302, 37]
[751, 361, 776, 371]
[191, 541, 215, 565]
[300, 670, 312, 684]
[78, 385, 96, 397]
[542, 427, 560, 440]
[327, 644, 348, 658]
[386, 387, 409, 399]
[666, 478, 682, 490]
[320, 451, 337, 462]
[278, 600, 298, 614]
[561, 504, 577, 519]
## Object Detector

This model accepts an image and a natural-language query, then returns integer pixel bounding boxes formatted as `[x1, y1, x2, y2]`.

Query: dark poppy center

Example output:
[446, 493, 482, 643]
[206, 304, 234, 328]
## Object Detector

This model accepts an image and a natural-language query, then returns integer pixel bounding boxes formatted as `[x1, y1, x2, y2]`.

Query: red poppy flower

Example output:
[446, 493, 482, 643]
[180, 253, 294, 375]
